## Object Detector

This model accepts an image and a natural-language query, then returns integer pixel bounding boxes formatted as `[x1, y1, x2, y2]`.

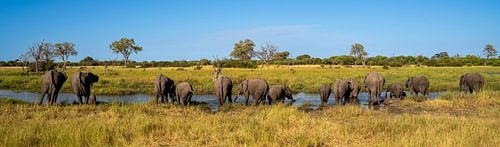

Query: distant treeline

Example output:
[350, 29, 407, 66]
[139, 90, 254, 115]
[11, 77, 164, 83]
[1, 54, 499, 70]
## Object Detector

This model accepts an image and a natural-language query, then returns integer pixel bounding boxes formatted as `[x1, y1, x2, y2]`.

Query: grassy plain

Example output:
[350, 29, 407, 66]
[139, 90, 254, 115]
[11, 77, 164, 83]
[0, 91, 498, 146]
[0, 65, 499, 95]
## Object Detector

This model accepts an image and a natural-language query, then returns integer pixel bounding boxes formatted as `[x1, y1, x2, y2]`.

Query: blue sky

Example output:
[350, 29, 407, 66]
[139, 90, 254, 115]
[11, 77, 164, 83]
[1, 0, 499, 61]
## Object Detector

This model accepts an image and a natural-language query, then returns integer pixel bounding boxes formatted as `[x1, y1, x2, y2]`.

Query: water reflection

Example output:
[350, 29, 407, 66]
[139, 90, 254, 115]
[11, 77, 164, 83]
[0, 89, 440, 111]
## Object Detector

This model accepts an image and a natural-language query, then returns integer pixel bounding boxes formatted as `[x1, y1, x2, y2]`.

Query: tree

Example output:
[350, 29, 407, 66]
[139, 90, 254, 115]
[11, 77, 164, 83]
[109, 38, 143, 67]
[272, 51, 290, 60]
[80, 56, 95, 66]
[230, 39, 255, 60]
[432, 52, 449, 59]
[54, 42, 78, 71]
[296, 54, 311, 60]
[19, 52, 30, 74]
[27, 41, 47, 72]
[484, 44, 497, 59]
[350, 43, 368, 66]
[255, 43, 278, 64]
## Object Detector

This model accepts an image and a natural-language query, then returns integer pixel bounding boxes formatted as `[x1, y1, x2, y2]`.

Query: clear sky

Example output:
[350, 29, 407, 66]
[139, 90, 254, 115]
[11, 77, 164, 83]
[1, 0, 499, 61]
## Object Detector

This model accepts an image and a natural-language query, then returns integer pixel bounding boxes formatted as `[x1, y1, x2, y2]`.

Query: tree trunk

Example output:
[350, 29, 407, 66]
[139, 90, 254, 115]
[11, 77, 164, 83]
[124, 58, 128, 68]
[63, 60, 67, 71]
[35, 60, 39, 73]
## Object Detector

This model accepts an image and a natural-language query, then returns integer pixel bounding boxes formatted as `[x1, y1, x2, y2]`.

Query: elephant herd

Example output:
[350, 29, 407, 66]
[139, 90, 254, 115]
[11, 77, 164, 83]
[36, 69, 485, 107]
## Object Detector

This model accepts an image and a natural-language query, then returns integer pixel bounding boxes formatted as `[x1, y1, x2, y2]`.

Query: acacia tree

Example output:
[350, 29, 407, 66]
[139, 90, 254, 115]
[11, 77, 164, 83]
[54, 42, 78, 71]
[272, 51, 290, 60]
[230, 39, 255, 60]
[109, 38, 143, 67]
[255, 43, 278, 64]
[350, 43, 368, 66]
[484, 44, 497, 59]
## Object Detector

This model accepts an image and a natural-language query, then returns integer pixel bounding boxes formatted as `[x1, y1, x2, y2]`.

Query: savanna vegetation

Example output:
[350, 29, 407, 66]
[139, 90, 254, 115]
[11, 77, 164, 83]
[0, 91, 498, 146]
[0, 66, 499, 95]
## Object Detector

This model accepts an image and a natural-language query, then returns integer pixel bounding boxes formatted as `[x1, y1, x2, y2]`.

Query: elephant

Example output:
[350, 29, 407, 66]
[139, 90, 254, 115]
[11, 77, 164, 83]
[364, 73, 385, 105]
[214, 76, 233, 106]
[385, 83, 404, 100]
[38, 70, 67, 106]
[348, 78, 361, 104]
[267, 85, 295, 104]
[333, 80, 351, 105]
[460, 73, 484, 94]
[239, 79, 269, 106]
[319, 84, 331, 105]
[406, 76, 430, 96]
[153, 74, 175, 104]
[175, 82, 193, 106]
[71, 71, 99, 104]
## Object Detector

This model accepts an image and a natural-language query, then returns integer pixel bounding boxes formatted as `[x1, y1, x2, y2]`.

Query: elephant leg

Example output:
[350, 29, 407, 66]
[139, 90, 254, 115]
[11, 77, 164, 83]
[368, 91, 372, 105]
[51, 92, 58, 106]
[38, 89, 48, 106]
[227, 92, 233, 103]
[76, 95, 83, 104]
[251, 95, 259, 106]
[244, 94, 250, 106]
[187, 94, 193, 106]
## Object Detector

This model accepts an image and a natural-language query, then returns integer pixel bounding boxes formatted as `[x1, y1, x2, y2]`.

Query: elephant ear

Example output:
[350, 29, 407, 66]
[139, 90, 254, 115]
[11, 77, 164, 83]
[50, 70, 57, 87]
[243, 80, 249, 93]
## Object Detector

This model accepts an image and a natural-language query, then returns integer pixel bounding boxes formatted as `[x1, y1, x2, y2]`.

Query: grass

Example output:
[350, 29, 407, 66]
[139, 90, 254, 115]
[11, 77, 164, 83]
[0, 66, 498, 95]
[0, 91, 499, 146]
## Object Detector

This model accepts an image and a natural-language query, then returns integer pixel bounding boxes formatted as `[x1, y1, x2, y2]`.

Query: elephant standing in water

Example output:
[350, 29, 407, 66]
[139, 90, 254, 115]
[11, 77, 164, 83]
[406, 76, 430, 97]
[267, 85, 295, 104]
[71, 71, 99, 104]
[176, 82, 193, 106]
[153, 74, 175, 104]
[333, 80, 351, 105]
[239, 79, 269, 106]
[460, 73, 484, 94]
[385, 83, 405, 99]
[38, 70, 67, 106]
[348, 78, 361, 104]
[364, 73, 385, 105]
[319, 84, 331, 105]
[214, 76, 234, 106]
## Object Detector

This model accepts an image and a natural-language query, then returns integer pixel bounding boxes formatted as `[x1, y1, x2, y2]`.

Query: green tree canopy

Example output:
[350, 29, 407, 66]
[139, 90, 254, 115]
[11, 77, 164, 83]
[484, 44, 497, 59]
[350, 43, 368, 65]
[54, 42, 77, 71]
[109, 38, 143, 67]
[230, 39, 255, 60]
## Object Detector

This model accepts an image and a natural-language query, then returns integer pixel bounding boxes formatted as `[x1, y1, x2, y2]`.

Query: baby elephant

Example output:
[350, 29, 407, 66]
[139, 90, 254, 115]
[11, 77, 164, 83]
[175, 82, 193, 106]
[267, 85, 295, 104]
[319, 84, 331, 105]
[385, 83, 405, 99]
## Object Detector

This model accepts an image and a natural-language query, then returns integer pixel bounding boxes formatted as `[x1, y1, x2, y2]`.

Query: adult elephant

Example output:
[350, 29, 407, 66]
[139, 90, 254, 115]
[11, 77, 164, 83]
[153, 74, 175, 104]
[71, 71, 99, 104]
[348, 78, 361, 104]
[239, 79, 269, 106]
[176, 82, 193, 106]
[460, 73, 484, 94]
[333, 80, 350, 105]
[267, 85, 295, 104]
[364, 73, 385, 105]
[214, 76, 233, 106]
[406, 76, 430, 96]
[385, 83, 404, 99]
[319, 84, 331, 105]
[38, 70, 67, 106]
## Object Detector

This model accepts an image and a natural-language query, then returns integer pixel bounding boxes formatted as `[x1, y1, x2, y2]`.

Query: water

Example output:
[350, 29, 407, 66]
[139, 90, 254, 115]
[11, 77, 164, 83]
[0, 89, 440, 111]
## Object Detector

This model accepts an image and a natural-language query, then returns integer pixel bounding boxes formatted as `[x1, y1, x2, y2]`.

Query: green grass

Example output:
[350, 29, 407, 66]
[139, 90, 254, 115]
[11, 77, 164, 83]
[0, 91, 498, 146]
[0, 65, 499, 95]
